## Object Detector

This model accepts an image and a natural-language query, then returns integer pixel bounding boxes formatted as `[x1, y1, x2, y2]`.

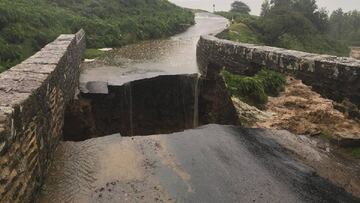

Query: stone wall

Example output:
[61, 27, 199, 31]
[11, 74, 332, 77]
[197, 35, 360, 106]
[0, 30, 85, 202]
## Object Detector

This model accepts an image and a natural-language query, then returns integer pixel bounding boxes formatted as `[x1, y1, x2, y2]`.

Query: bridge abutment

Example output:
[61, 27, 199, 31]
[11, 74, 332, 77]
[0, 30, 85, 203]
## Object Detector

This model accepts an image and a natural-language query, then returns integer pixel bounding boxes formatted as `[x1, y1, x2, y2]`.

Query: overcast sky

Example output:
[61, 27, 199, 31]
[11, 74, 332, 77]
[169, 0, 360, 15]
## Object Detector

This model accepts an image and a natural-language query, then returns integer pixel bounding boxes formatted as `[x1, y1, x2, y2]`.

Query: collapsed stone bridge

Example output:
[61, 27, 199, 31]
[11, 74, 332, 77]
[0, 30, 238, 202]
[0, 31, 360, 202]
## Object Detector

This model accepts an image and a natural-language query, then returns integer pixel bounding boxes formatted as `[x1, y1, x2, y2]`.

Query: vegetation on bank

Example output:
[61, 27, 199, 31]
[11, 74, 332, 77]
[217, 21, 262, 44]
[217, 0, 360, 56]
[0, 0, 194, 71]
[350, 147, 360, 159]
[84, 49, 105, 59]
[222, 69, 286, 109]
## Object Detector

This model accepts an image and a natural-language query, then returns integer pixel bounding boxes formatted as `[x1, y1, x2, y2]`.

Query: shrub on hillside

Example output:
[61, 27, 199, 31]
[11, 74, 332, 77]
[255, 69, 286, 96]
[0, 65, 5, 72]
[222, 70, 268, 109]
[222, 69, 286, 108]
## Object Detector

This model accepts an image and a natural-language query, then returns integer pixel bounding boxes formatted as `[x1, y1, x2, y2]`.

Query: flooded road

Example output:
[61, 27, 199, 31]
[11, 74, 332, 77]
[40, 125, 359, 202]
[80, 13, 228, 93]
[39, 12, 360, 202]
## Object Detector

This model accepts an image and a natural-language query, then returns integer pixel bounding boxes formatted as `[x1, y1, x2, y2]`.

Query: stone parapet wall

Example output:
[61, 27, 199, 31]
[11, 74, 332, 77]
[197, 35, 360, 106]
[0, 30, 85, 202]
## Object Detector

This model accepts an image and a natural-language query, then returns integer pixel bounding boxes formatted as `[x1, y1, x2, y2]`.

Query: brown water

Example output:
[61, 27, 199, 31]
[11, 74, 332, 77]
[40, 12, 360, 202]
[80, 12, 228, 93]
[350, 47, 360, 60]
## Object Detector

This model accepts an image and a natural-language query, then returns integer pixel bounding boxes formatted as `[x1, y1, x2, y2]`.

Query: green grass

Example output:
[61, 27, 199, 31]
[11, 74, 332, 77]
[222, 69, 286, 109]
[0, 65, 6, 73]
[350, 147, 360, 159]
[84, 49, 105, 59]
[217, 22, 262, 44]
[0, 0, 194, 70]
[277, 34, 349, 57]
[255, 69, 286, 96]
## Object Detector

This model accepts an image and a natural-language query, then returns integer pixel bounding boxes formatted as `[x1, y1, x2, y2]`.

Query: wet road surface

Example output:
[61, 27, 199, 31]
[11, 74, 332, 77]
[79, 12, 228, 93]
[40, 125, 358, 202]
[43, 12, 360, 202]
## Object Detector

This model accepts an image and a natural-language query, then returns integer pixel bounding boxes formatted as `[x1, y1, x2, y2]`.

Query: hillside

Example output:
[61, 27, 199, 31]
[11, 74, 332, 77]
[0, 0, 194, 71]
[215, 0, 358, 57]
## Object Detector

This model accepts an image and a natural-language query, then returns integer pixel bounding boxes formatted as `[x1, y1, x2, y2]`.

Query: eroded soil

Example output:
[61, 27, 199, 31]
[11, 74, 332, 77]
[257, 77, 360, 142]
[232, 76, 360, 198]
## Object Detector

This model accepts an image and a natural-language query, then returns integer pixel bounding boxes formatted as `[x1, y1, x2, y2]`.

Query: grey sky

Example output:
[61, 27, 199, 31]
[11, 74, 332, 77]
[169, 0, 360, 15]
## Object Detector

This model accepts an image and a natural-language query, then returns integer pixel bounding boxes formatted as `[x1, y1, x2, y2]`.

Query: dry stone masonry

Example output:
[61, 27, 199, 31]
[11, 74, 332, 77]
[0, 30, 85, 203]
[197, 35, 360, 107]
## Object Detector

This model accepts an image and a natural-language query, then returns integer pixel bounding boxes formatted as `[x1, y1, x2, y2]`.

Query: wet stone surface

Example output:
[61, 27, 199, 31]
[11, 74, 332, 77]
[0, 29, 86, 203]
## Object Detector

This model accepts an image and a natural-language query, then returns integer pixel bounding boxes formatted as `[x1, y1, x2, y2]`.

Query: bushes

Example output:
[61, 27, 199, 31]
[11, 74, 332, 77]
[255, 70, 286, 96]
[216, 5, 353, 57]
[0, 0, 195, 71]
[222, 69, 286, 109]
[0, 65, 5, 73]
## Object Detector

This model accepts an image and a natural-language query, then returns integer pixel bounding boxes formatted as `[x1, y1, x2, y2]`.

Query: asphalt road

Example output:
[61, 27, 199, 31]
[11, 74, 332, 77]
[40, 124, 359, 202]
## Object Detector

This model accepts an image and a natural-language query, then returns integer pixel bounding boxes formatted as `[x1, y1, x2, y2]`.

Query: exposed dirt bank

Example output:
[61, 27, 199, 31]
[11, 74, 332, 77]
[232, 76, 360, 198]
[351, 47, 360, 59]
[257, 77, 360, 145]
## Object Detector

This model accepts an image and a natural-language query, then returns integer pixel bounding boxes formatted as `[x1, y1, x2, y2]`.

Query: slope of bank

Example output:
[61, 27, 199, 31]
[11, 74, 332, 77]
[216, 12, 349, 57]
[0, 0, 194, 71]
[229, 76, 360, 197]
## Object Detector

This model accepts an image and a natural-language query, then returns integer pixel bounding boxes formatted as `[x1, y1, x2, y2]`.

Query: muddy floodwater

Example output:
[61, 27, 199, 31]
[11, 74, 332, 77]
[39, 13, 360, 202]
[80, 12, 228, 93]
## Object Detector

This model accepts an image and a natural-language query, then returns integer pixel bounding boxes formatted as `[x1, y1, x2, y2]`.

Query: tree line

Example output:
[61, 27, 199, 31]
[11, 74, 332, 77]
[218, 0, 360, 56]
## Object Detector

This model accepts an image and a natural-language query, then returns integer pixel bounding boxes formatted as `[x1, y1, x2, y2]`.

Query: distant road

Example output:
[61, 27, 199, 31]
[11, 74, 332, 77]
[79, 13, 228, 93]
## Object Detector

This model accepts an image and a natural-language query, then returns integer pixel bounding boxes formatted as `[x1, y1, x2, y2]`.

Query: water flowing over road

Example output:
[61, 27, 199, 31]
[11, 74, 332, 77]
[39, 13, 360, 202]
[80, 12, 228, 93]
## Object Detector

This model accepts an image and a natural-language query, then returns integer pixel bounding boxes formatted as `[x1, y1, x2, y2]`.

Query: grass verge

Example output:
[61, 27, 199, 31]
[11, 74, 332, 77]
[84, 49, 105, 59]
[217, 22, 262, 44]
